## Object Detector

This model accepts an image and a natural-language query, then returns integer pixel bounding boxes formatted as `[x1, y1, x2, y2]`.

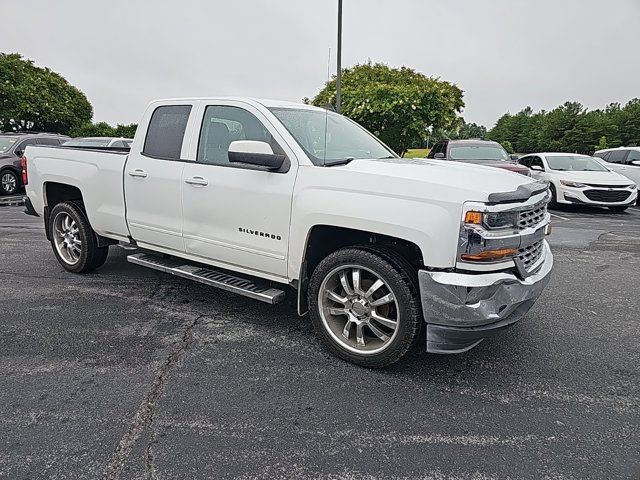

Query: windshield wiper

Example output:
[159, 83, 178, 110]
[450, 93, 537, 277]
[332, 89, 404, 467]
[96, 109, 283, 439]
[323, 157, 355, 167]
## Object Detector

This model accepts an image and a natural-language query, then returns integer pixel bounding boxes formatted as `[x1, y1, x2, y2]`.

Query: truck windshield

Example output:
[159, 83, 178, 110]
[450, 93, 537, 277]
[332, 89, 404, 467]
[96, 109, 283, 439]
[269, 107, 396, 166]
[0, 136, 18, 153]
[449, 145, 509, 161]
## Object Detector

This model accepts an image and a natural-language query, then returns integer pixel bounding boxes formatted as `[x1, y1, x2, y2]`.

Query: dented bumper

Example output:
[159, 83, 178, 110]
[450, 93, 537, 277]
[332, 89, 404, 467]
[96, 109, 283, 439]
[419, 241, 553, 354]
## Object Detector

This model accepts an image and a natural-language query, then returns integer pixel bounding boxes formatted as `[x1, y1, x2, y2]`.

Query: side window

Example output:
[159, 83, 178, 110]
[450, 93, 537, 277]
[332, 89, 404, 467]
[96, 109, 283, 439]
[143, 105, 192, 160]
[608, 150, 628, 164]
[36, 137, 61, 146]
[530, 156, 545, 170]
[625, 150, 640, 164]
[197, 105, 280, 166]
[594, 151, 610, 161]
[519, 156, 531, 167]
[111, 140, 126, 148]
[15, 138, 37, 153]
[428, 142, 443, 158]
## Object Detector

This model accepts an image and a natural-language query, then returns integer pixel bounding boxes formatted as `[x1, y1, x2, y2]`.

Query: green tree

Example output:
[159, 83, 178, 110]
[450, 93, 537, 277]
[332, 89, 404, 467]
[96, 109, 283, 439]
[69, 121, 137, 138]
[595, 136, 608, 151]
[0, 53, 92, 134]
[311, 62, 464, 156]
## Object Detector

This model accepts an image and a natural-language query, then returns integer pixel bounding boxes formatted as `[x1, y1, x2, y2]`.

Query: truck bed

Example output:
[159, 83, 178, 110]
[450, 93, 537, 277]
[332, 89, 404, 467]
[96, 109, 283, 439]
[24, 145, 131, 242]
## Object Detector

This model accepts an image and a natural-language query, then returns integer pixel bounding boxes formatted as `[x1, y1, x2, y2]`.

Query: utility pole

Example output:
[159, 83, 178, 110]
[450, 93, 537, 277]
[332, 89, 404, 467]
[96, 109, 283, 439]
[336, 0, 343, 113]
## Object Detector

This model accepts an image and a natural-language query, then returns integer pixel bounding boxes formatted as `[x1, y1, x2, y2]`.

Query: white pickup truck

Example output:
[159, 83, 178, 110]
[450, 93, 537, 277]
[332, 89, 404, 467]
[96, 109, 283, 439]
[23, 98, 553, 367]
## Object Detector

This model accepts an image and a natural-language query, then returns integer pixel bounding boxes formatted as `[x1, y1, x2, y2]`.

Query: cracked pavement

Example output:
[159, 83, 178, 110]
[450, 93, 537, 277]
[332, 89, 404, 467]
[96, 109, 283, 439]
[1, 204, 639, 479]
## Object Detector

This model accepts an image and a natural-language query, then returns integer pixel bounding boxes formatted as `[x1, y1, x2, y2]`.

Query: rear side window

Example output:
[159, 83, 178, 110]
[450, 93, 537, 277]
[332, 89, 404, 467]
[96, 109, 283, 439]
[607, 150, 628, 164]
[36, 137, 62, 146]
[143, 105, 192, 159]
[594, 151, 610, 161]
[626, 150, 640, 163]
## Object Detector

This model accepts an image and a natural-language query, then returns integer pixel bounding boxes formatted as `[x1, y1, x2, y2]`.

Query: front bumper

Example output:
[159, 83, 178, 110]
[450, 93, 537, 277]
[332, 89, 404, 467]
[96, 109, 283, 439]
[558, 185, 637, 206]
[418, 241, 553, 354]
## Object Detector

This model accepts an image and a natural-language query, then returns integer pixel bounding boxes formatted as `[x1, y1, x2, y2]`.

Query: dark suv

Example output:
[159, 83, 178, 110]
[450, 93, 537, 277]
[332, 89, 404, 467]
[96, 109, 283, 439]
[0, 132, 69, 195]
[427, 139, 530, 175]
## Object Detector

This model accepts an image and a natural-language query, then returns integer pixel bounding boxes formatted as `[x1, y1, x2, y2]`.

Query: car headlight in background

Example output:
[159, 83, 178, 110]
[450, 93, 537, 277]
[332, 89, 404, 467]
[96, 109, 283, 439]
[465, 210, 519, 230]
[560, 180, 588, 188]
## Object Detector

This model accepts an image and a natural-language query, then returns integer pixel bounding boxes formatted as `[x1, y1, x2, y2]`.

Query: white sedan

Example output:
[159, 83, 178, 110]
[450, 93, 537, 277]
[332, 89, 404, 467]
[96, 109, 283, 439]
[518, 153, 637, 212]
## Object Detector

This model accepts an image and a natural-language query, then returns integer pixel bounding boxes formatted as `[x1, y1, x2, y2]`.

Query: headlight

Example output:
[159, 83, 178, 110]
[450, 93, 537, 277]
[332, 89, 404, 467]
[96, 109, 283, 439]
[465, 210, 518, 230]
[560, 180, 588, 188]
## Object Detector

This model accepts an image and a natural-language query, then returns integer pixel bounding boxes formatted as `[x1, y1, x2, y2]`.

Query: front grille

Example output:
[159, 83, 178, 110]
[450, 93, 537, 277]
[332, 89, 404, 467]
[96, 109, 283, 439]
[583, 190, 631, 203]
[584, 183, 633, 189]
[518, 240, 544, 271]
[518, 203, 547, 230]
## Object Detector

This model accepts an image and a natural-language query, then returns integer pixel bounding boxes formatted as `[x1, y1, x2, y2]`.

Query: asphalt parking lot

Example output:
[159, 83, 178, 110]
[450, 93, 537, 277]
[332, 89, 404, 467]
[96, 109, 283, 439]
[1, 203, 639, 480]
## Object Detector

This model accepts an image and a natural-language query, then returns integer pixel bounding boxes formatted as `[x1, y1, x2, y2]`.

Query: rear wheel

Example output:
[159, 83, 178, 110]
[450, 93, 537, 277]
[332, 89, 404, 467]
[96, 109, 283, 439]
[1, 170, 19, 196]
[49, 201, 109, 273]
[308, 247, 422, 368]
[609, 206, 628, 213]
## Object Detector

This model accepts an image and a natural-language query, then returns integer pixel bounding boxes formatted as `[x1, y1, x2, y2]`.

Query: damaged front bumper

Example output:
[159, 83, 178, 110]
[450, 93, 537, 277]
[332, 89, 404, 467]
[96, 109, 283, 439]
[418, 241, 553, 354]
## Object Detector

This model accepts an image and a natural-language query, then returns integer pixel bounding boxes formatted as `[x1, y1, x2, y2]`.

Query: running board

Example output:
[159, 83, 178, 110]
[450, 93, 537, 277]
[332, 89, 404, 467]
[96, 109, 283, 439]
[127, 253, 285, 304]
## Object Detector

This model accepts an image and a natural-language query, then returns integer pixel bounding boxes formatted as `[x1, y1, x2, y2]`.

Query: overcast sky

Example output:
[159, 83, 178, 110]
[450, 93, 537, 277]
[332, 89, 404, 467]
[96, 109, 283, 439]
[3, 0, 639, 128]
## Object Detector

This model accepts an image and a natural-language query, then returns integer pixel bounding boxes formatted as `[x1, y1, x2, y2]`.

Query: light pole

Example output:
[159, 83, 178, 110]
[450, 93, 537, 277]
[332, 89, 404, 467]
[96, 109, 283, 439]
[336, 0, 343, 113]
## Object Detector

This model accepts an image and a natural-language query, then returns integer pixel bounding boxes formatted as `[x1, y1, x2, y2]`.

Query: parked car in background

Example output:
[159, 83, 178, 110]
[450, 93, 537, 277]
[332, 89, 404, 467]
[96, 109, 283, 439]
[62, 137, 133, 148]
[23, 97, 553, 367]
[518, 153, 637, 211]
[427, 139, 530, 175]
[593, 148, 640, 200]
[0, 132, 69, 195]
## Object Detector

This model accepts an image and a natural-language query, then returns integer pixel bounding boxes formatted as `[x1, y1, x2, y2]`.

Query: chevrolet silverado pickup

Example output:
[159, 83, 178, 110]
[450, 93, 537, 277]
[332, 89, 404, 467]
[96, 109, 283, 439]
[23, 98, 553, 367]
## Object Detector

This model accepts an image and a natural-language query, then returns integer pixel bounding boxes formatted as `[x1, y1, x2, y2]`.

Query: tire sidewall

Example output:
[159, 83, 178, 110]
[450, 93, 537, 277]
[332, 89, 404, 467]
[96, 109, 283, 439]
[49, 203, 94, 273]
[308, 248, 420, 368]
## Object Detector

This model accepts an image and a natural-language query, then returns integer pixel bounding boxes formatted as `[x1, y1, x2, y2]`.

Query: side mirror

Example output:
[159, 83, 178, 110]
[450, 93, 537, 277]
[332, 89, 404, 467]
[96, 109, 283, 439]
[228, 141, 285, 171]
[530, 165, 544, 171]
[434, 152, 445, 159]
[509, 154, 520, 161]
[14, 150, 23, 157]
[630, 160, 640, 167]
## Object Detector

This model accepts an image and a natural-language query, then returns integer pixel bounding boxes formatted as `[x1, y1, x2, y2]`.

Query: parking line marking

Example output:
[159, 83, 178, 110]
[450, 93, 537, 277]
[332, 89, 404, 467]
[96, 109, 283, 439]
[550, 213, 570, 220]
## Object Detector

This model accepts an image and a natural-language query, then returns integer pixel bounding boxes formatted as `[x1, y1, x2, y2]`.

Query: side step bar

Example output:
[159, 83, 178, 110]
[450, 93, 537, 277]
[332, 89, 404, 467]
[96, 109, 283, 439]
[127, 253, 285, 304]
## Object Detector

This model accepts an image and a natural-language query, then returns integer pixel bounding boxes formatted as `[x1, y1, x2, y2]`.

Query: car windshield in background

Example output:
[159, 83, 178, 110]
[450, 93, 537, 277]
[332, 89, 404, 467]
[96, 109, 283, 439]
[64, 139, 112, 147]
[449, 145, 509, 161]
[269, 107, 396, 165]
[546, 155, 608, 172]
[0, 136, 18, 153]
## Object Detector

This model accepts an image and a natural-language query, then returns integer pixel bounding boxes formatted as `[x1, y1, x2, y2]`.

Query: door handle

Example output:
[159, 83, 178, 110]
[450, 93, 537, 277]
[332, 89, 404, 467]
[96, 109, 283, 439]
[185, 176, 209, 186]
[128, 169, 148, 178]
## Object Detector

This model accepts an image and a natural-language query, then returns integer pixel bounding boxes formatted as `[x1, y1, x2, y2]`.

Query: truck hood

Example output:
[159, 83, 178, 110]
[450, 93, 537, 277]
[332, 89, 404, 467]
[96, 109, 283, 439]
[335, 157, 539, 203]
[452, 159, 530, 175]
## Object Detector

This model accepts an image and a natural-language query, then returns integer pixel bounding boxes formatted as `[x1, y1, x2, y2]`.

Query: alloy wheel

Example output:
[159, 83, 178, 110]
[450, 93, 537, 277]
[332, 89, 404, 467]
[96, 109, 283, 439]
[318, 264, 400, 355]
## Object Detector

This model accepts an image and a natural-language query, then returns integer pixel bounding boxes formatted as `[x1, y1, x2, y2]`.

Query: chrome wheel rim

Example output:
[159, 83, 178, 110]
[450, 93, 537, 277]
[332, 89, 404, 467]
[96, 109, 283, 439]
[318, 264, 400, 355]
[1, 173, 16, 193]
[53, 212, 82, 265]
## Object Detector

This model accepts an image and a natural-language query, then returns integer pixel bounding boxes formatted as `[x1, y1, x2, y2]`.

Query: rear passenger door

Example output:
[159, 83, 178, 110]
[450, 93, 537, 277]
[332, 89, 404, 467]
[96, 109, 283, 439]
[618, 150, 640, 185]
[181, 102, 297, 279]
[124, 104, 193, 252]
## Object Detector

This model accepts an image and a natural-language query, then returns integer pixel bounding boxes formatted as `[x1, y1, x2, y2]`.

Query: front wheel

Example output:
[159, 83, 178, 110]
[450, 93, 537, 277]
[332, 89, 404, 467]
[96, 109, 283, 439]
[49, 201, 109, 273]
[609, 206, 628, 213]
[548, 184, 558, 209]
[308, 247, 422, 368]
[1, 170, 19, 196]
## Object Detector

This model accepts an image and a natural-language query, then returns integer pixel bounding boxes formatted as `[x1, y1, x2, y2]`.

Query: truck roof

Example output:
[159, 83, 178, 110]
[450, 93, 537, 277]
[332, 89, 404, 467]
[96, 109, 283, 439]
[150, 97, 325, 111]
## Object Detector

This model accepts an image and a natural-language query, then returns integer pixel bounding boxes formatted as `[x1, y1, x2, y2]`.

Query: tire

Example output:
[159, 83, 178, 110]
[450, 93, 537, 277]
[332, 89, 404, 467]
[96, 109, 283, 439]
[49, 201, 109, 273]
[548, 184, 558, 209]
[308, 246, 422, 368]
[1, 169, 19, 196]
[609, 206, 628, 213]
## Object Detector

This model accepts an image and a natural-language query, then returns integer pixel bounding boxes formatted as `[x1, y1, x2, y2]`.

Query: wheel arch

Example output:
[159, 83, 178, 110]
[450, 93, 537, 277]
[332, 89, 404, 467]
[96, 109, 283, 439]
[43, 182, 85, 241]
[296, 224, 424, 315]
